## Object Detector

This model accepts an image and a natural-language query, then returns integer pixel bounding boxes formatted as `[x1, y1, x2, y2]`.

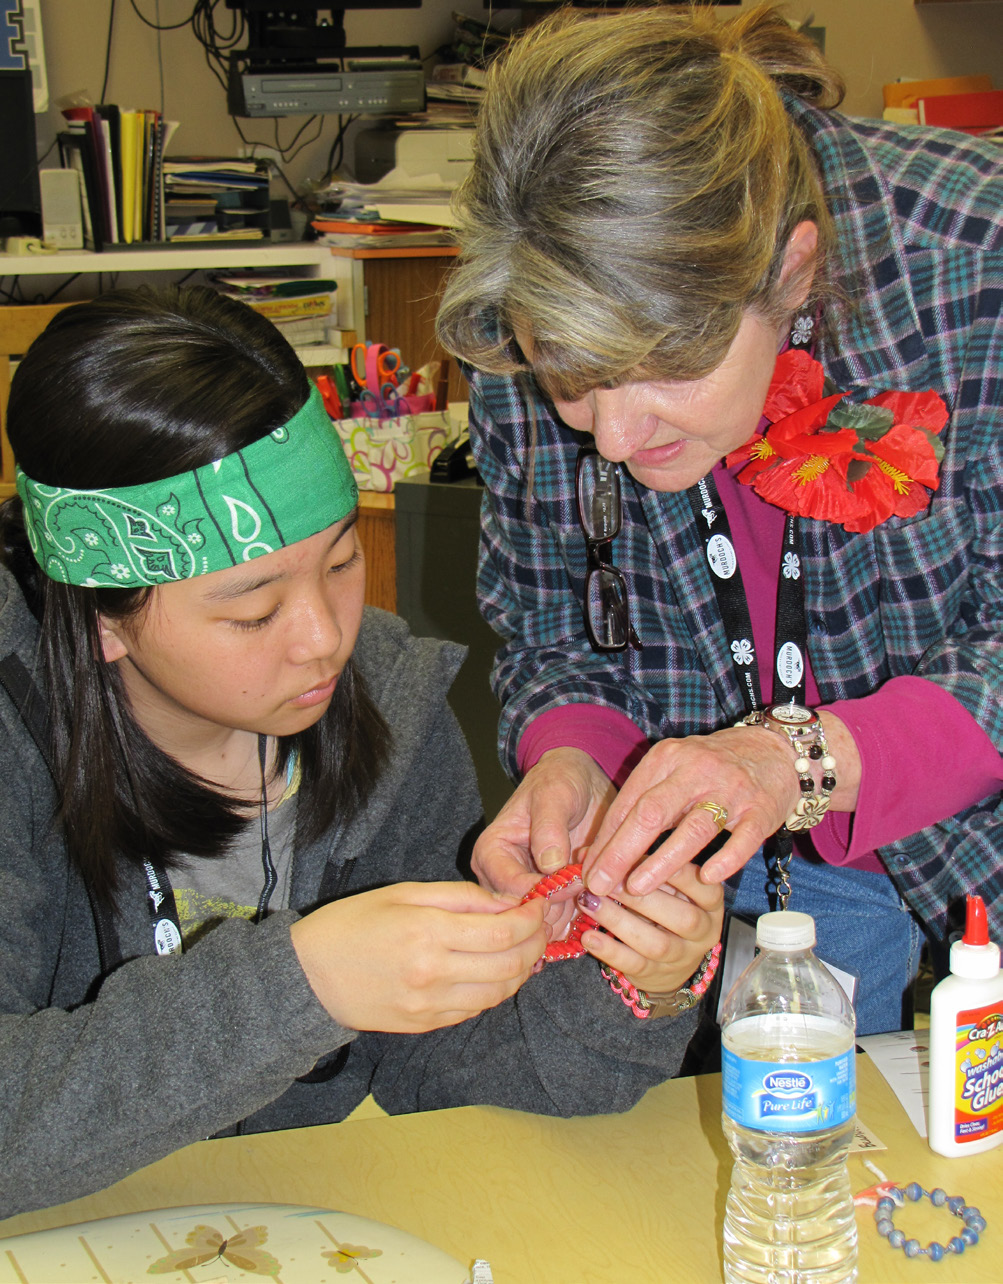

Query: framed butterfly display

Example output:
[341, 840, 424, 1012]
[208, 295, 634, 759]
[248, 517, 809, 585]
[0, 1203, 472, 1282]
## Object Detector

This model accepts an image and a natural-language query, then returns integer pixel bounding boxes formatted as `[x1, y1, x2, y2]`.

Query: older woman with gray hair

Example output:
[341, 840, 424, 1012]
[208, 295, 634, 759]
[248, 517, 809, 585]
[436, 3, 1003, 1037]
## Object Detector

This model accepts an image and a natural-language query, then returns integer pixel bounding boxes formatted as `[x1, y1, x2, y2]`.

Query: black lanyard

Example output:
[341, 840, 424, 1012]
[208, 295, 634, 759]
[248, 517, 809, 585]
[685, 310, 819, 903]
[687, 472, 808, 715]
[142, 734, 277, 956]
[688, 471, 804, 899]
[144, 859, 183, 956]
[688, 310, 818, 716]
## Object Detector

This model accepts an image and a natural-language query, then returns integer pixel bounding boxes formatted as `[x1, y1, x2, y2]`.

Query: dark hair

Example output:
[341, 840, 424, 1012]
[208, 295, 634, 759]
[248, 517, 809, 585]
[0, 285, 389, 905]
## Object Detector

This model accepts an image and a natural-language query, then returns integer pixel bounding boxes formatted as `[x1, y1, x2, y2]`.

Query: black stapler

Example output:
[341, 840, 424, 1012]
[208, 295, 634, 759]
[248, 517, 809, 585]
[430, 435, 480, 483]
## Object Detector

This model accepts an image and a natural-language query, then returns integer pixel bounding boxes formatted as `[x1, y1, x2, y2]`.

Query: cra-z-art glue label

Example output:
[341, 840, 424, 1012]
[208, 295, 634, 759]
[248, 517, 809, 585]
[953, 1005, 1003, 1141]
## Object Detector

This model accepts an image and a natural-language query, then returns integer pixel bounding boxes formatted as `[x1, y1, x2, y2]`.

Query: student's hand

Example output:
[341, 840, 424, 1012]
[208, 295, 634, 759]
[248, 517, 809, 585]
[577, 860, 725, 998]
[471, 748, 617, 935]
[290, 881, 547, 1033]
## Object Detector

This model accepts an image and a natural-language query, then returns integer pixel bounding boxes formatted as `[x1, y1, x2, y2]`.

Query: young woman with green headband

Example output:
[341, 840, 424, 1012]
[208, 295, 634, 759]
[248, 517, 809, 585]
[0, 285, 722, 1220]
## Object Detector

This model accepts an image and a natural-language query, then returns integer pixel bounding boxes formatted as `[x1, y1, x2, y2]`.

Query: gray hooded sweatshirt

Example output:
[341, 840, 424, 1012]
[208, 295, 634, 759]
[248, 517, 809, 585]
[0, 564, 696, 1221]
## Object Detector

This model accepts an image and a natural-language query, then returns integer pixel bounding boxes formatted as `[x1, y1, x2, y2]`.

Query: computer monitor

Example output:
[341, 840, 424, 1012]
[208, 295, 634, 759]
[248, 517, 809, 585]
[0, 69, 42, 238]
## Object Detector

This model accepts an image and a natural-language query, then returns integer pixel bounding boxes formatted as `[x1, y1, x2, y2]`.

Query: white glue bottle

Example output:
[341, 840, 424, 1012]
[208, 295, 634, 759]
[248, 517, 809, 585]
[928, 894, 1003, 1156]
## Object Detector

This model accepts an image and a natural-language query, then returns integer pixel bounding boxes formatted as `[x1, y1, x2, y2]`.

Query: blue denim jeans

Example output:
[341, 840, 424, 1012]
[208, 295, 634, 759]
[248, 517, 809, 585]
[725, 850, 925, 1036]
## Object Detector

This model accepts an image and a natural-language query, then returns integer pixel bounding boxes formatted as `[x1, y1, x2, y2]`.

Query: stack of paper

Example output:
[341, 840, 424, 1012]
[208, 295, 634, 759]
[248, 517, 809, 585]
[164, 159, 270, 242]
[211, 272, 338, 321]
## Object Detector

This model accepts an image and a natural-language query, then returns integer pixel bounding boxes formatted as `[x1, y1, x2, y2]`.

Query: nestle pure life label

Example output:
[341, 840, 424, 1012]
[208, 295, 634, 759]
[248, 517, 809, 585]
[722, 1015, 856, 1133]
[951, 1003, 1003, 1141]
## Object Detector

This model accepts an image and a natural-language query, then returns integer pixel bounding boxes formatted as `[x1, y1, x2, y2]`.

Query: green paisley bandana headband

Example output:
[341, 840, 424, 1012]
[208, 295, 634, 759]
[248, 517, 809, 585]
[16, 384, 358, 588]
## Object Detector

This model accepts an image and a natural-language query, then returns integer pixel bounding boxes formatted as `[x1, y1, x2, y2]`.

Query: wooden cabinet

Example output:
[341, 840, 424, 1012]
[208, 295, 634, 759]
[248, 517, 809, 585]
[357, 492, 397, 614]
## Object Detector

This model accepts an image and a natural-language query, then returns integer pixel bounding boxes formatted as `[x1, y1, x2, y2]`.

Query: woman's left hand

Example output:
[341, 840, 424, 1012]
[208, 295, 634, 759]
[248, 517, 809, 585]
[579, 860, 724, 997]
[583, 722, 846, 898]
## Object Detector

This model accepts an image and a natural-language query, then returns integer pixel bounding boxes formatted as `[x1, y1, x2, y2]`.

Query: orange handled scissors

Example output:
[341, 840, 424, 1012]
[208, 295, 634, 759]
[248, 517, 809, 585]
[351, 343, 403, 394]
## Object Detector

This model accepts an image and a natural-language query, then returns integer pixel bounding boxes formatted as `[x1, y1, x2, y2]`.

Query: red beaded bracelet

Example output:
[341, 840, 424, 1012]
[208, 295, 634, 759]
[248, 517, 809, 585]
[520, 862, 598, 963]
[520, 865, 724, 1021]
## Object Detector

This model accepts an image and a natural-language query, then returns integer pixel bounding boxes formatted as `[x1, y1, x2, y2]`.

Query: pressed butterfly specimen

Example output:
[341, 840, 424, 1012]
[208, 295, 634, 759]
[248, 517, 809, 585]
[148, 1222, 280, 1276]
[321, 1242, 384, 1275]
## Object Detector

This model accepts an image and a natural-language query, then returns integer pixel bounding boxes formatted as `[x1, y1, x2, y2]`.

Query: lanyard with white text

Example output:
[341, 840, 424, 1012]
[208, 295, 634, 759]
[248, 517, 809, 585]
[687, 470, 808, 715]
[143, 859, 184, 956]
[142, 736, 276, 957]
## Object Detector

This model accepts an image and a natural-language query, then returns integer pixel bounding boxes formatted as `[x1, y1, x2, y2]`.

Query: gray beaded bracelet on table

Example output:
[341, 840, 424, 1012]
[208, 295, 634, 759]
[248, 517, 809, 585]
[874, 1182, 986, 1261]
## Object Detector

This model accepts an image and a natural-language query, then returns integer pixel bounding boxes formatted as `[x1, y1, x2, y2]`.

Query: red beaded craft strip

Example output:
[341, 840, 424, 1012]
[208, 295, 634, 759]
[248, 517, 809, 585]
[520, 862, 598, 963]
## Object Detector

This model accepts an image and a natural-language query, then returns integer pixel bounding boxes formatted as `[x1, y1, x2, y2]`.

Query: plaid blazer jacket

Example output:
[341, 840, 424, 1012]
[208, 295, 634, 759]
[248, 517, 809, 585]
[466, 104, 1003, 944]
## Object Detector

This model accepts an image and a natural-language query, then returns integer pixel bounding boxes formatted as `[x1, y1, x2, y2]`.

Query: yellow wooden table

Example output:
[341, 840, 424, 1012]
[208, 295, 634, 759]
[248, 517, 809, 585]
[1, 1055, 997, 1283]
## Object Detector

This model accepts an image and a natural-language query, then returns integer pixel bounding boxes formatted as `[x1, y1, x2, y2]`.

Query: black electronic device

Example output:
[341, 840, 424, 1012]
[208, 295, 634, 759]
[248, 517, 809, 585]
[225, 3, 424, 116]
[0, 69, 42, 239]
[430, 436, 480, 484]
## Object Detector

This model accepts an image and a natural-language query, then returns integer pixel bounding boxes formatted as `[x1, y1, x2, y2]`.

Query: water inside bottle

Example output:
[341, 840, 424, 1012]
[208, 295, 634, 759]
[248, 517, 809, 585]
[722, 1019, 857, 1284]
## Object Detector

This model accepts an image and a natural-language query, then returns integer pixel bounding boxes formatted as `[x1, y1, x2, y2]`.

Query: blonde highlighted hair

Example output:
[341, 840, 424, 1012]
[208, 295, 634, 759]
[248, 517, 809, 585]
[437, 3, 844, 400]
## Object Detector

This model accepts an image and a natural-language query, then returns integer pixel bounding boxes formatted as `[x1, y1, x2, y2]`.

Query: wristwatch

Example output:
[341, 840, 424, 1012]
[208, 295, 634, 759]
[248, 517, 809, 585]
[739, 702, 837, 831]
[750, 701, 820, 742]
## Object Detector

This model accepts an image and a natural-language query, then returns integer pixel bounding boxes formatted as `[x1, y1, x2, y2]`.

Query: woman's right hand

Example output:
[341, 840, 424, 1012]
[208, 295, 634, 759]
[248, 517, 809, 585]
[470, 748, 617, 936]
[290, 881, 546, 1034]
[472, 747, 617, 897]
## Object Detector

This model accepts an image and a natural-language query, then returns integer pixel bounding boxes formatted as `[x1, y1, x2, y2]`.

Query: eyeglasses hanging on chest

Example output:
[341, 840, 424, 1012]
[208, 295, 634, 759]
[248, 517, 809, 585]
[575, 445, 643, 654]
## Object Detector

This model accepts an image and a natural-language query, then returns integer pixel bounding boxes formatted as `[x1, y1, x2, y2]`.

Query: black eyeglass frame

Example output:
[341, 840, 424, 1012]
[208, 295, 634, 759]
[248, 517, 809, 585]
[575, 445, 643, 654]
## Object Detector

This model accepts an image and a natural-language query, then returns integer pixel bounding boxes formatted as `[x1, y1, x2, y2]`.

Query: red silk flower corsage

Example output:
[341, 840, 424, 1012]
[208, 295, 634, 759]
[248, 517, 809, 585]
[726, 349, 949, 534]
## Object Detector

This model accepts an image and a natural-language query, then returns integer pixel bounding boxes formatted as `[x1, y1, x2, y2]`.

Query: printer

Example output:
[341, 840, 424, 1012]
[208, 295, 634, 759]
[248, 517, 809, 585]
[354, 126, 475, 187]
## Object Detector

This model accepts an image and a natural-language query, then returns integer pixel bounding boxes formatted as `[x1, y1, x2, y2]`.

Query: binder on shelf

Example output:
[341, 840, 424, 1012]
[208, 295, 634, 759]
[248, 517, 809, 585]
[57, 105, 181, 249]
[95, 104, 123, 240]
[56, 131, 104, 249]
[119, 110, 139, 244]
[143, 112, 162, 242]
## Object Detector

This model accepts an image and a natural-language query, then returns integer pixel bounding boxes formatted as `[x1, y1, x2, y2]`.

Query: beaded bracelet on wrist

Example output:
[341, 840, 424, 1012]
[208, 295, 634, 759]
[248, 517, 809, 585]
[736, 710, 837, 832]
[520, 865, 723, 1019]
[600, 942, 723, 1020]
[786, 723, 837, 833]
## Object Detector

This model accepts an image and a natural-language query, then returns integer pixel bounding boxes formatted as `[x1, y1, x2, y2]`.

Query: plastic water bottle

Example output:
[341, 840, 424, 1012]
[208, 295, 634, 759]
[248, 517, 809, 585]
[720, 910, 858, 1283]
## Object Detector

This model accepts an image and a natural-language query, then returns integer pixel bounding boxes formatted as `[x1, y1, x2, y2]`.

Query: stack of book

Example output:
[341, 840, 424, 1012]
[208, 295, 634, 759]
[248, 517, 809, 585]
[210, 273, 352, 364]
[58, 104, 179, 248]
[427, 61, 487, 107]
[164, 159, 270, 242]
[882, 74, 998, 132]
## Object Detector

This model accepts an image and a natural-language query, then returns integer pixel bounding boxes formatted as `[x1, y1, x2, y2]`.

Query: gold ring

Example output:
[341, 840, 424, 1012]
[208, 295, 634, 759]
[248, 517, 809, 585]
[692, 801, 729, 833]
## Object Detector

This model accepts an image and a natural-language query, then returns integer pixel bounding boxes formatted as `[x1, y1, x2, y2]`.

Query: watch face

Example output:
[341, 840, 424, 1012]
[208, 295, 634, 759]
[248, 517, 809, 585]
[766, 702, 815, 727]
